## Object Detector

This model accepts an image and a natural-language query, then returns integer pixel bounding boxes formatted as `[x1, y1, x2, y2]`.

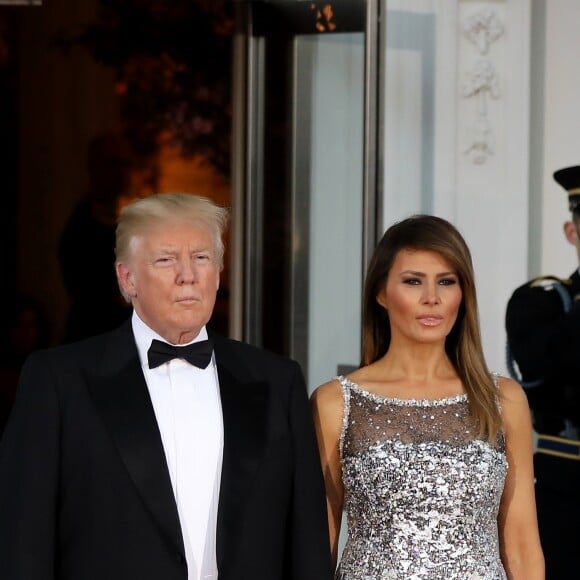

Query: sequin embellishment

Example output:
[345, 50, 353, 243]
[336, 376, 508, 580]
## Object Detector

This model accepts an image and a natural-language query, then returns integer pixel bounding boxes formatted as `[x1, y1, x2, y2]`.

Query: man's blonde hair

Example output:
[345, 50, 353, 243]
[115, 193, 229, 300]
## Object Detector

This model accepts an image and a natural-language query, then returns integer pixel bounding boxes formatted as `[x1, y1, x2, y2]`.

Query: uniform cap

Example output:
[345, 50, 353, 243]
[553, 165, 580, 213]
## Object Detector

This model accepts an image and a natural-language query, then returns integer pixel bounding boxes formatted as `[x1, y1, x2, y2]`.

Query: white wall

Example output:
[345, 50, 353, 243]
[536, 0, 580, 278]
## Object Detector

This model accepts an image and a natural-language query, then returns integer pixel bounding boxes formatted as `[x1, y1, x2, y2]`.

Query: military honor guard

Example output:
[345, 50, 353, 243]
[505, 165, 580, 579]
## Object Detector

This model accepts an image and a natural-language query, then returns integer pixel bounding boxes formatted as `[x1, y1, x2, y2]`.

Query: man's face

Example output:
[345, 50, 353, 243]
[116, 220, 220, 344]
[564, 216, 580, 263]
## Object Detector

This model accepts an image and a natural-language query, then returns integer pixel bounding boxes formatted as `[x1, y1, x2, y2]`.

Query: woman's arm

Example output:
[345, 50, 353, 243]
[311, 380, 345, 570]
[497, 376, 545, 579]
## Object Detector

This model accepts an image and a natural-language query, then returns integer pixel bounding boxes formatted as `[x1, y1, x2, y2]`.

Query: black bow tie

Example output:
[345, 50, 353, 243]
[147, 338, 214, 370]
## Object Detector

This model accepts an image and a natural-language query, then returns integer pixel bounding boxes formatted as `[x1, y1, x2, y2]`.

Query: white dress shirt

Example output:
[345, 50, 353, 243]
[132, 312, 223, 580]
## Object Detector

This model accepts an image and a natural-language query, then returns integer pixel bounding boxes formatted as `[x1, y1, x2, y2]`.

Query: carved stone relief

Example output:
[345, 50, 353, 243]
[461, 7, 504, 164]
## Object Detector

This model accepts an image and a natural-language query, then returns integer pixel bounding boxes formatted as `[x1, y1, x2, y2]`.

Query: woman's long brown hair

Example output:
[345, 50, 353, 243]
[362, 215, 502, 441]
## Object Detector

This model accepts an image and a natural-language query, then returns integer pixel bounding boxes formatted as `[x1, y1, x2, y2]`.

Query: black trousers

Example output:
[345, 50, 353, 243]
[534, 452, 580, 579]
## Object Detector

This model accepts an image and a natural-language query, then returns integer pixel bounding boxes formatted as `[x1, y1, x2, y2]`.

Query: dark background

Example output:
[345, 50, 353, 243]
[0, 0, 232, 343]
[0, 0, 233, 431]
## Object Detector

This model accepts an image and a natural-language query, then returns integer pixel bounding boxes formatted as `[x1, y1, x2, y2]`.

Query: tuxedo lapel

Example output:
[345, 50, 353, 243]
[213, 339, 269, 571]
[86, 322, 184, 556]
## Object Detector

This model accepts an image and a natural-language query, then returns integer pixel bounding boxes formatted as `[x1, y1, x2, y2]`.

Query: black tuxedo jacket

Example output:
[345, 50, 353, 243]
[0, 321, 332, 580]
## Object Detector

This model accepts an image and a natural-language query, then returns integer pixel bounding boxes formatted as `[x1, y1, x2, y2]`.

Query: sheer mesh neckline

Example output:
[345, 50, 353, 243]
[337, 375, 468, 407]
[336, 371, 508, 580]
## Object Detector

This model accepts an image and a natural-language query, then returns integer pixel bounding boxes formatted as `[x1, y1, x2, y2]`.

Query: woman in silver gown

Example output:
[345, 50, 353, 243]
[312, 215, 544, 579]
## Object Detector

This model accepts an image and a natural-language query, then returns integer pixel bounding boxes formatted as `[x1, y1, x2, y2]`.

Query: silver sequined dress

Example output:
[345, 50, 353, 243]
[336, 376, 508, 580]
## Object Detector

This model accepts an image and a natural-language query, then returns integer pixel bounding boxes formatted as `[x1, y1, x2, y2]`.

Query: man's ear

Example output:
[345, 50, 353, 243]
[563, 220, 579, 247]
[116, 263, 137, 298]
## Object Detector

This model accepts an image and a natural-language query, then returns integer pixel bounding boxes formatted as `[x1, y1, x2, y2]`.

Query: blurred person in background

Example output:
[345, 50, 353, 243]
[59, 130, 158, 343]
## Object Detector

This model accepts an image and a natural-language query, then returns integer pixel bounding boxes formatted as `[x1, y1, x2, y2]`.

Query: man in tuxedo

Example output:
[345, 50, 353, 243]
[0, 193, 332, 580]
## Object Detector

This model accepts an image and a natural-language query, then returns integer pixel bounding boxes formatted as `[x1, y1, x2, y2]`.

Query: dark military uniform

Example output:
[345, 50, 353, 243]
[507, 272, 580, 432]
[505, 165, 580, 579]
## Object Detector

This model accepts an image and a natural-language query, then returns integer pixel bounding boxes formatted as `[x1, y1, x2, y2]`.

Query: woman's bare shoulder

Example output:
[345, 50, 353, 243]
[495, 374, 528, 406]
[311, 376, 343, 408]
[495, 374, 533, 435]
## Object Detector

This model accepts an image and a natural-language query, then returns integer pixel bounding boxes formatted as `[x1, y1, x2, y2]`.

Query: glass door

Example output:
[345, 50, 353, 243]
[231, 0, 380, 392]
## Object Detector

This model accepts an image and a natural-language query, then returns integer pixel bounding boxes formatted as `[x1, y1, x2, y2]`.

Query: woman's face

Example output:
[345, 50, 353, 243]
[376, 248, 463, 346]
